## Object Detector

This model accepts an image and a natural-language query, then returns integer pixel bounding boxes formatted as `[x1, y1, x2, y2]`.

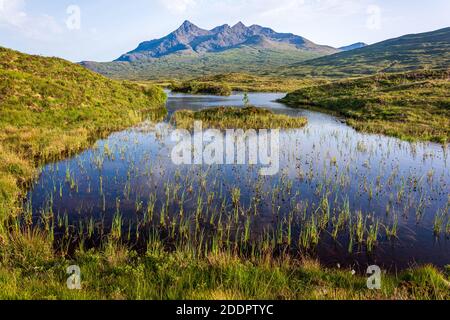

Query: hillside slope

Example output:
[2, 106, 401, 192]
[281, 27, 450, 78]
[0, 46, 166, 223]
[281, 70, 450, 143]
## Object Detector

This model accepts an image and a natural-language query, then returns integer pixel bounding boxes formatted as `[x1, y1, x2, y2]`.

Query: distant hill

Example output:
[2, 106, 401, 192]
[81, 47, 328, 80]
[81, 21, 339, 80]
[339, 42, 368, 51]
[281, 27, 450, 77]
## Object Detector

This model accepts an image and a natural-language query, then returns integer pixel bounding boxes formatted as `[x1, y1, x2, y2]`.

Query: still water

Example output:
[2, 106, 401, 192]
[27, 92, 450, 270]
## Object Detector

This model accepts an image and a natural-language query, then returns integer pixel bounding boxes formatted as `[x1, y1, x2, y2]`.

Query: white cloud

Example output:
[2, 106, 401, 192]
[0, 0, 62, 40]
[159, 0, 197, 14]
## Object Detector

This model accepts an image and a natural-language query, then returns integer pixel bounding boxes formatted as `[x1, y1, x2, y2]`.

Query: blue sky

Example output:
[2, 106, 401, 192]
[0, 0, 449, 62]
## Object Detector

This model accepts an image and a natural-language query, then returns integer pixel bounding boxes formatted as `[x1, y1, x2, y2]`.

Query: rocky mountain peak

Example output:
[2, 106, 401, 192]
[232, 21, 248, 32]
[178, 20, 200, 32]
[115, 21, 339, 61]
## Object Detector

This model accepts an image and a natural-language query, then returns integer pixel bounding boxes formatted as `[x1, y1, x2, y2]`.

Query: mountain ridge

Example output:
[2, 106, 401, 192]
[115, 20, 338, 62]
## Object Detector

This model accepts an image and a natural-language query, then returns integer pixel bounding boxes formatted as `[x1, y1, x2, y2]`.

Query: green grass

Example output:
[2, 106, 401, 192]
[0, 231, 449, 300]
[171, 81, 232, 96]
[0, 46, 167, 225]
[281, 70, 450, 143]
[172, 107, 308, 130]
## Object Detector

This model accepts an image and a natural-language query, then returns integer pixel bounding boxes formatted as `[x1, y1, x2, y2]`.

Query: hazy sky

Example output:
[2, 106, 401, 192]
[0, 0, 449, 62]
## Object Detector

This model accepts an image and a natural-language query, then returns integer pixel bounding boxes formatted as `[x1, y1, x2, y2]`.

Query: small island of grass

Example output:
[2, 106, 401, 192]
[171, 81, 232, 96]
[172, 106, 308, 130]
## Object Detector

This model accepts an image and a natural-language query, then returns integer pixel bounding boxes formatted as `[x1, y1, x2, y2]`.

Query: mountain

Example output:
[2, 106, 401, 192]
[116, 20, 337, 62]
[280, 27, 450, 78]
[339, 42, 368, 51]
[81, 21, 339, 79]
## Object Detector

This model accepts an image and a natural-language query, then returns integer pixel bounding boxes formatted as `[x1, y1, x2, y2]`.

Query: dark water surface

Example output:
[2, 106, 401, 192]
[27, 92, 450, 271]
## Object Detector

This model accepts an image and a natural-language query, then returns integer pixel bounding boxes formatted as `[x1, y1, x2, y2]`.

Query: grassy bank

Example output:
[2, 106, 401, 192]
[0, 47, 167, 227]
[172, 107, 308, 130]
[0, 232, 449, 300]
[171, 81, 232, 96]
[281, 70, 450, 143]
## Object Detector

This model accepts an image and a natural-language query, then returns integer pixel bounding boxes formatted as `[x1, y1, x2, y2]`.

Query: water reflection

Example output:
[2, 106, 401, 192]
[27, 92, 450, 270]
